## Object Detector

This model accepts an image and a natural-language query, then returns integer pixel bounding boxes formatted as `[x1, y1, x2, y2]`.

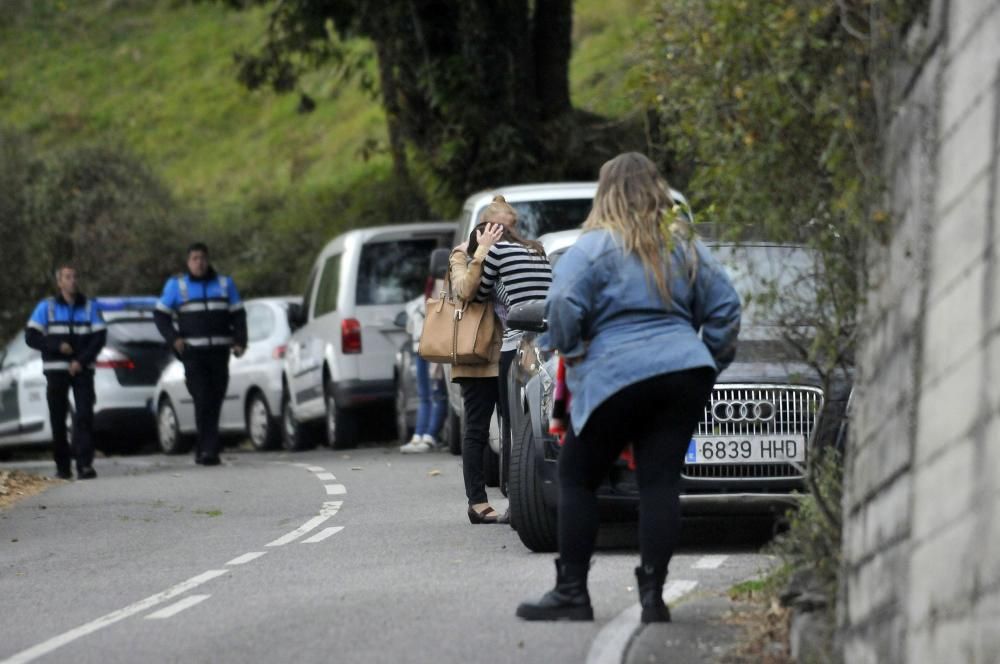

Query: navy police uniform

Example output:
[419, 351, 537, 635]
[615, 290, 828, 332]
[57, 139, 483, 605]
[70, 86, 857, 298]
[24, 295, 106, 477]
[154, 270, 247, 463]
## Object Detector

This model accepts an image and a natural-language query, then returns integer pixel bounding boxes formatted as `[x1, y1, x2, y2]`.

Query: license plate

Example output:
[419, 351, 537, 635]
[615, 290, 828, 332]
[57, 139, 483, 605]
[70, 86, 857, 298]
[685, 435, 806, 464]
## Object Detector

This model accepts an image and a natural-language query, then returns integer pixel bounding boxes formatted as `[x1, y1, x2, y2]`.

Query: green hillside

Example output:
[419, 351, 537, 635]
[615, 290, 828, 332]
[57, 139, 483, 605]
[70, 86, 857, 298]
[0, 0, 643, 211]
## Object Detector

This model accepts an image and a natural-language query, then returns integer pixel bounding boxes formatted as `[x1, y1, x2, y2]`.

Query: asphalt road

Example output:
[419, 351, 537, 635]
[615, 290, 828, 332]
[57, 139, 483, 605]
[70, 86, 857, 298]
[0, 444, 778, 664]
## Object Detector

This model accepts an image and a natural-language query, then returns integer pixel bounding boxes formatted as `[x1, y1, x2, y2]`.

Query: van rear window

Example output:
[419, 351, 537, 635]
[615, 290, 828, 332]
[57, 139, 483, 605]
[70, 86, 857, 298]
[356, 238, 441, 306]
[475, 198, 593, 239]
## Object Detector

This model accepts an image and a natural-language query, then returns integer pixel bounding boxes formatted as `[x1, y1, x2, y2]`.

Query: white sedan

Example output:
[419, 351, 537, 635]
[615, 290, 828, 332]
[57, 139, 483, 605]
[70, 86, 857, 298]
[153, 297, 299, 454]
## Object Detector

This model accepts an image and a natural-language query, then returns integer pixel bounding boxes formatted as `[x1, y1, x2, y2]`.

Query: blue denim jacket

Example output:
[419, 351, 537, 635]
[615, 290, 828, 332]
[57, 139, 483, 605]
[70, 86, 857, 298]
[543, 230, 741, 434]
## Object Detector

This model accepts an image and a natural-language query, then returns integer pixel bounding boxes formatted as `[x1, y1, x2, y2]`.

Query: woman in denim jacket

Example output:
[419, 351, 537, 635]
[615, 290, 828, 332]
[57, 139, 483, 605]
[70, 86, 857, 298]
[517, 152, 741, 623]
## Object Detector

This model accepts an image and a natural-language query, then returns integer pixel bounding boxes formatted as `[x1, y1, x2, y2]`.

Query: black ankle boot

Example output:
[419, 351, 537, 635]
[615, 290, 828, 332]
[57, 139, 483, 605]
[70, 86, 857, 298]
[635, 564, 670, 623]
[516, 559, 594, 621]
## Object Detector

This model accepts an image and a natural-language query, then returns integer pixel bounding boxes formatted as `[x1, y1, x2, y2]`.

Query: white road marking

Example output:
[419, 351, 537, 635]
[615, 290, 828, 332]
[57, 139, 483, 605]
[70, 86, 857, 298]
[305, 466, 326, 472]
[144, 595, 211, 620]
[324, 484, 346, 495]
[585, 579, 698, 664]
[265, 501, 342, 547]
[302, 526, 344, 543]
[226, 552, 267, 566]
[315, 472, 337, 481]
[0, 569, 229, 664]
[290, 463, 314, 469]
[693, 555, 728, 569]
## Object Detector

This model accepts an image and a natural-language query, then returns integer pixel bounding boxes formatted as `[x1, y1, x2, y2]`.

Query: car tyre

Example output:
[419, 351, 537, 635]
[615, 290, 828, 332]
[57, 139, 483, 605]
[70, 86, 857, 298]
[509, 409, 557, 552]
[281, 391, 314, 452]
[325, 382, 358, 450]
[157, 397, 193, 455]
[246, 391, 280, 451]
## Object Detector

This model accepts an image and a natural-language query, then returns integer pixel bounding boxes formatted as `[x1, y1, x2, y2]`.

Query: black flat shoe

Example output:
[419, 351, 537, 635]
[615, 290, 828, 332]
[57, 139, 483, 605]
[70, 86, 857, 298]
[77, 467, 97, 480]
[467, 505, 500, 524]
[200, 457, 221, 467]
[55, 467, 73, 480]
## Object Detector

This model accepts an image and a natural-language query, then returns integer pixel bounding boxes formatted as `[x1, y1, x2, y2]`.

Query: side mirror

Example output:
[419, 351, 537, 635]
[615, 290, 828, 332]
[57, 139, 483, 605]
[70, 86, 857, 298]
[429, 248, 451, 280]
[506, 301, 547, 333]
[287, 303, 306, 331]
[394, 311, 407, 328]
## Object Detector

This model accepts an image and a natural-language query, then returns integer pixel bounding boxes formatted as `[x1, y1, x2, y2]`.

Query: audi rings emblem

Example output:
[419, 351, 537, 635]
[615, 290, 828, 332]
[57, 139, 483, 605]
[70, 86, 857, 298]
[711, 400, 776, 422]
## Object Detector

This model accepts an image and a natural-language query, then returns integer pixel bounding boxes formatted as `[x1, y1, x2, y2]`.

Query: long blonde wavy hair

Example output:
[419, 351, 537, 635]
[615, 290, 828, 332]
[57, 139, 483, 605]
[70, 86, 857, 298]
[583, 152, 697, 304]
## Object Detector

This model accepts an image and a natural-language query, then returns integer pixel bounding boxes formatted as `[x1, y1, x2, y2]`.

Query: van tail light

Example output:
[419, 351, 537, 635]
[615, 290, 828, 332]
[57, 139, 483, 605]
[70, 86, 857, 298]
[272, 345, 287, 360]
[341, 318, 362, 354]
[96, 347, 135, 370]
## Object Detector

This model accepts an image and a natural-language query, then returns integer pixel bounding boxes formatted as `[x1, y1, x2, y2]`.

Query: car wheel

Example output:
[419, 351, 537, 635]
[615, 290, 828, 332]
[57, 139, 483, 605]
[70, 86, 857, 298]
[325, 382, 358, 450]
[509, 409, 557, 552]
[445, 406, 462, 456]
[157, 397, 193, 455]
[395, 377, 412, 444]
[281, 391, 314, 452]
[246, 392, 280, 451]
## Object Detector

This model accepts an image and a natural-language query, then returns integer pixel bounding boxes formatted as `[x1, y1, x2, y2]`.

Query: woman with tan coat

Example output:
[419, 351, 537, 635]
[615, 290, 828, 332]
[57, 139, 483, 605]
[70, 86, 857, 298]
[449, 221, 505, 523]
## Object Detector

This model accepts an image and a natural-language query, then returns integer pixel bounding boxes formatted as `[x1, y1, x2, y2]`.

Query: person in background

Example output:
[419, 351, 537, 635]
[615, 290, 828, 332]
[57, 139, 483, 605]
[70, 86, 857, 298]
[400, 275, 448, 453]
[516, 152, 741, 623]
[24, 264, 106, 480]
[154, 243, 247, 467]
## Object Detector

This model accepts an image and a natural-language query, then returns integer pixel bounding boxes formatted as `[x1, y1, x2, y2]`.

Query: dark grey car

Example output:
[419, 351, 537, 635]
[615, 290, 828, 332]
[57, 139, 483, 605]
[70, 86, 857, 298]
[504, 240, 852, 552]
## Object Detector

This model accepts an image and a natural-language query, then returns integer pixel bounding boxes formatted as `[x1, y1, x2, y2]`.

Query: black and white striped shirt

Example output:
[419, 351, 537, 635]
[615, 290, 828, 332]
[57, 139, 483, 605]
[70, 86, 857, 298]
[476, 241, 553, 349]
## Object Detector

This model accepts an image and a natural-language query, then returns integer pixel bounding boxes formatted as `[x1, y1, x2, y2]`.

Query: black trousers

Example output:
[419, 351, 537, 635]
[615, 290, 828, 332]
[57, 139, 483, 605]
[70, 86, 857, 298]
[46, 371, 96, 472]
[182, 349, 230, 460]
[557, 368, 716, 570]
[459, 377, 498, 505]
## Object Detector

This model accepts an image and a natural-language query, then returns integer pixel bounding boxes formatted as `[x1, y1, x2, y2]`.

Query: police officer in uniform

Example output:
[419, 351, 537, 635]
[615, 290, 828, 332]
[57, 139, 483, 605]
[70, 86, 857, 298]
[154, 243, 247, 466]
[24, 264, 106, 480]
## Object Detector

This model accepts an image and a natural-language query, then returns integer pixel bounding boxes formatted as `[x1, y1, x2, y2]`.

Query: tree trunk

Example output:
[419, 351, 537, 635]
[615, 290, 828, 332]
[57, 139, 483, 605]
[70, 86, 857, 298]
[532, 0, 573, 121]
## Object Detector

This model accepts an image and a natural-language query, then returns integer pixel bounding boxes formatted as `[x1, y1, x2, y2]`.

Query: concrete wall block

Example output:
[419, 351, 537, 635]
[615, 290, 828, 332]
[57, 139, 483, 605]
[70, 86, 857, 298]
[941, 1, 1000, 132]
[844, 474, 911, 563]
[922, 260, 989, 385]
[911, 437, 975, 539]
[847, 540, 910, 626]
[971, 579, 1000, 663]
[848, 414, 912, 506]
[938, 97, 995, 215]
[932, 171, 992, 295]
[843, 612, 907, 664]
[907, 613, 979, 664]
[907, 516, 977, 629]
[916, 348, 985, 462]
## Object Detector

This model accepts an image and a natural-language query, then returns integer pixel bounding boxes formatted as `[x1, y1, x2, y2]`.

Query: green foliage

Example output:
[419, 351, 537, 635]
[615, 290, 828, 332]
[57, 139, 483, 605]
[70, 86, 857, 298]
[0, 127, 188, 339]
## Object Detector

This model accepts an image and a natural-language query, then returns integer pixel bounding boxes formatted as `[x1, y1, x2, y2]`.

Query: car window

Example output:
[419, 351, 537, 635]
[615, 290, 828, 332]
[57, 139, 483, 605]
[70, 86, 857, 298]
[314, 254, 341, 318]
[356, 239, 439, 306]
[107, 318, 165, 345]
[300, 267, 318, 320]
[247, 304, 276, 342]
[1, 335, 37, 369]
[712, 244, 819, 323]
[475, 198, 593, 240]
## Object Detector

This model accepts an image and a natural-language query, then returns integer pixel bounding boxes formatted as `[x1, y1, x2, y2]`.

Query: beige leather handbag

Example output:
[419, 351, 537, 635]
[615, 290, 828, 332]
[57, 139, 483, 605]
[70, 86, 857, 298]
[417, 282, 497, 365]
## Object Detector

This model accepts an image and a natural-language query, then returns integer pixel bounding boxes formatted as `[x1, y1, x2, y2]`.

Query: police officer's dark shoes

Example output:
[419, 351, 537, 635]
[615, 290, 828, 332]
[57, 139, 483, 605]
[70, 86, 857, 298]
[77, 467, 97, 480]
[516, 559, 593, 621]
[635, 564, 671, 623]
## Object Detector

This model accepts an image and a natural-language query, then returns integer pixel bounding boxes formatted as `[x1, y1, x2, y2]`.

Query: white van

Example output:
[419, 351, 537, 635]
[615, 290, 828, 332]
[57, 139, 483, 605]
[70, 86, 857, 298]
[282, 222, 456, 449]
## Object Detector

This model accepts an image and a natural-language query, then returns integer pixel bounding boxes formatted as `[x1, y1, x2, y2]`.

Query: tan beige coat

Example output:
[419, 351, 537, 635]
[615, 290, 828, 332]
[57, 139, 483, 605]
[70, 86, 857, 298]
[449, 246, 501, 379]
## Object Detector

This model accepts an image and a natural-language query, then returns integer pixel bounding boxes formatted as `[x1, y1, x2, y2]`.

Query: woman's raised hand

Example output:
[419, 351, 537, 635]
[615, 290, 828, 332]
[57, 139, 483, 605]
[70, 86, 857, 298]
[476, 223, 504, 249]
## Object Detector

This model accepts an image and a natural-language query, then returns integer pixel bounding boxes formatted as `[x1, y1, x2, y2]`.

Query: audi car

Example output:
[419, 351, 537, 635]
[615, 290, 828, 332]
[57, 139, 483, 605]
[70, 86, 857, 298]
[504, 236, 852, 552]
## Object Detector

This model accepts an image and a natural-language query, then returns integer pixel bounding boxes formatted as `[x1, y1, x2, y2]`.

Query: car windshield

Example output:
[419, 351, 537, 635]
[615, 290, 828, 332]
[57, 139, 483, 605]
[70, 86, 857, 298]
[107, 316, 165, 345]
[356, 238, 441, 306]
[476, 198, 593, 239]
[712, 244, 818, 324]
[1, 335, 38, 368]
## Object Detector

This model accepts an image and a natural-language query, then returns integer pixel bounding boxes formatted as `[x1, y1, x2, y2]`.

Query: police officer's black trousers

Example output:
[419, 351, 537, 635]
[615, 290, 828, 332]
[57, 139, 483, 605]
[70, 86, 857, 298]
[46, 371, 96, 472]
[182, 349, 230, 460]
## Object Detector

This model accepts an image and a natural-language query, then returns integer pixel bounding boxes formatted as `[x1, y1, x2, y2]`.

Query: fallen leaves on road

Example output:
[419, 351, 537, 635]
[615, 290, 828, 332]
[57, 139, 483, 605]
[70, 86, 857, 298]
[722, 596, 792, 664]
[427, 469, 442, 477]
[0, 470, 58, 510]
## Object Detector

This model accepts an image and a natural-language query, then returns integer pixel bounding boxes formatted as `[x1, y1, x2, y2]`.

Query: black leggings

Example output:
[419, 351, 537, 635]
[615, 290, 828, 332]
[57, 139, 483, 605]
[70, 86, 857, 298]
[458, 351, 516, 505]
[557, 368, 716, 569]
